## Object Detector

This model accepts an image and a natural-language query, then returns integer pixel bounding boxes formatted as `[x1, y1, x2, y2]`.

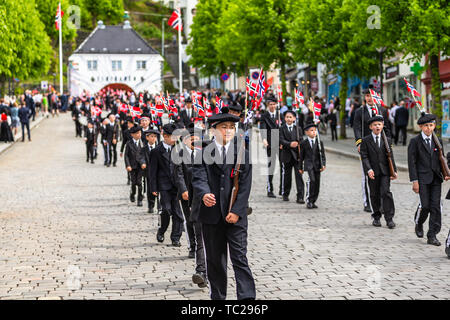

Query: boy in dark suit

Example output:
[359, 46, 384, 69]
[143, 129, 159, 213]
[408, 113, 450, 246]
[279, 110, 305, 203]
[124, 125, 147, 207]
[106, 113, 120, 167]
[120, 116, 135, 185]
[192, 112, 255, 300]
[149, 123, 184, 247]
[100, 118, 110, 166]
[299, 123, 326, 209]
[360, 116, 398, 228]
[174, 124, 207, 288]
[84, 121, 96, 164]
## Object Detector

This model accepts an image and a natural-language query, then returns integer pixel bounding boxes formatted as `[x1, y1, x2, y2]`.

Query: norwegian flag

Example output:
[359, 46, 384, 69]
[168, 9, 183, 31]
[162, 95, 170, 111]
[91, 106, 102, 116]
[246, 77, 258, 97]
[55, 3, 64, 30]
[119, 103, 129, 113]
[369, 89, 385, 107]
[203, 97, 213, 117]
[130, 106, 142, 119]
[255, 69, 270, 98]
[215, 95, 224, 113]
[403, 78, 423, 107]
[277, 85, 283, 102]
[193, 97, 205, 117]
[150, 103, 157, 116]
[313, 102, 322, 119]
[251, 97, 262, 111]
[295, 88, 304, 106]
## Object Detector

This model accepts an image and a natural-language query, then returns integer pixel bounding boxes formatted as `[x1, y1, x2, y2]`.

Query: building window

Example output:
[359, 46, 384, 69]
[87, 60, 97, 71]
[112, 60, 122, 71]
[137, 60, 147, 70]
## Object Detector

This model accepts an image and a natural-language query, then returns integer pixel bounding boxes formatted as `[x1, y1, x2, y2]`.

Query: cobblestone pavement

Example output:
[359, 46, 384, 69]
[0, 114, 449, 300]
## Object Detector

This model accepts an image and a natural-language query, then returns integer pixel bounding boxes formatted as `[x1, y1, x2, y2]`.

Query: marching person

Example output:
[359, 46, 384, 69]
[124, 125, 146, 207]
[100, 118, 110, 166]
[359, 116, 397, 228]
[143, 129, 159, 213]
[178, 97, 195, 128]
[279, 110, 305, 203]
[299, 123, 326, 209]
[149, 123, 184, 247]
[84, 121, 96, 164]
[260, 97, 281, 198]
[192, 111, 255, 300]
[121, 116, 136, 185]
[18, 102, 32, 142]
[353, 89, 391, 213]
[72, 99, 83, 137]
[408, 113, 449, 246]
[174, 124, 207, 288]
[106, 113, 120, 167]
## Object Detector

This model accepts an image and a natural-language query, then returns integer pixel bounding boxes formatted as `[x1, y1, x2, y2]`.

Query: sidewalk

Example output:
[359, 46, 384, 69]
[321, 126, 450, 172]
[0, 114, 47, 156]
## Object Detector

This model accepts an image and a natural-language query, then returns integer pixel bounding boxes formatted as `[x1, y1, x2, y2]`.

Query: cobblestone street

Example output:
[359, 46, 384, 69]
[0, 114, 449, 300]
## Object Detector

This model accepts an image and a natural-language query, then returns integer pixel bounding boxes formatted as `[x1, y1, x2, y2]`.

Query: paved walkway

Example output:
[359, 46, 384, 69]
[0, 114, 449, 300]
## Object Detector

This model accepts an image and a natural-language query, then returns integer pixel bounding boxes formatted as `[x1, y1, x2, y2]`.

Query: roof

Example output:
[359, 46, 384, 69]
[74, 25, 159, 55]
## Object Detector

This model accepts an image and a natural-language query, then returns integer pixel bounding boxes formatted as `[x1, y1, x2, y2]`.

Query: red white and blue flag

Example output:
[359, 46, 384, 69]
[295, 88, 304, 106]
[168, 9, 183, 31]
[255, 69, 269, 98]
[215, 95, 224, 113]
[246, 77, 257, 97]
[55, 3, 64, 30]
[369, 89, 385, 107]
[404, 78, 421, 98]
[130, 106, 142, 119]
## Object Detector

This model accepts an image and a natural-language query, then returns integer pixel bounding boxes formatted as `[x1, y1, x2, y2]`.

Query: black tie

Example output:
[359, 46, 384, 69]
[376, 136, 380, 148]
[190, 150, 195, 164]
[222, 146, 226, 165]
[426, 138, 431, 152]
[289, 126, 292, 133]
[167, 146, 171, 153]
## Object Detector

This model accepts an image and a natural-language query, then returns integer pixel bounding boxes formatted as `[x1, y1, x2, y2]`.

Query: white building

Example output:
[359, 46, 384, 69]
[68, 21, 163, 96]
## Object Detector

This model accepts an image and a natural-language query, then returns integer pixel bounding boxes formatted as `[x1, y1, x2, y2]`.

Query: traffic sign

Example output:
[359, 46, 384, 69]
[221, 73, 229, 81]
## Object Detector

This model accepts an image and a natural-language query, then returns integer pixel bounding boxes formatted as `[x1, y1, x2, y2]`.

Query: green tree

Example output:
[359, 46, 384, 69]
[84, 0, 124, 27]
[34, 0, 77, 43]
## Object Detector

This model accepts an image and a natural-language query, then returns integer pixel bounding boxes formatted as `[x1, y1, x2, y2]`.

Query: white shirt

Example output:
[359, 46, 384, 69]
[162, 142, 172, 152]
[372, 132, 381, 147]
[308, 137, 315, 148]
[133, 138, 141, 147]
[367, 104, 378, 117]
[215, 140, 231, 158]
[287, 124, 294, 132]
[148, 143, 156, 150]
[269, 111, 276, 119]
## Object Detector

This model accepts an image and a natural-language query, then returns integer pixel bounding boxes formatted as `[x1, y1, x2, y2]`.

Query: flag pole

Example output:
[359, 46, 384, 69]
[178, 4, 183, 98]
[58, 2, 63, 95]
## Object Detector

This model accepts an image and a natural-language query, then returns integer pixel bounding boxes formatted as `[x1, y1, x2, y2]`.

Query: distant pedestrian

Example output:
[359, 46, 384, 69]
[394, 102, 409, 146]
[18, 103, 32, 142]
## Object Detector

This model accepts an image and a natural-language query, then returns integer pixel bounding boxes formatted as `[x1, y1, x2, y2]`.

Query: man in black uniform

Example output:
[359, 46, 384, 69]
[174, 124, 207, 288]
[149, 123, 184, 246]
[408, 113, 449, 246]
[143, 129, 159, 213]
[353, 89, 391, 212]
[360, 116, 397, 228]
[178, 97, 195, 128]
[100, 118, 110, 166]
[84, 121, 96, 164]
[259, 97, 281, 198]
[192, 112, 255, 300]
[279, 110, 305, 203]
[124, 125, 146, 207]
[106, 113, 120, 167]
[299, 123, 326, 209]
[120, 116, 135, 185]
[72, 99, 83, 137]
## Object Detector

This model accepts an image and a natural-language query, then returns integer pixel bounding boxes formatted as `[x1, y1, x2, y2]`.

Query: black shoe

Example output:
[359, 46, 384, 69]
[247, 207, 253, 215]
[113, 163, 117, 167]
[445, 246, 450, 259]
[267, 192, 276, 198]
[188, 251, 195, 259]
[127, 180, 131, 185]
[296, 199, 305, 204]
[283, 195, 289, 201]
[387, 220, 396, 229]
[137, 200, 143, 207]
[192, 272, 207, 288]
[130, 194, 135, 203]
[172, 240, 181, 247]
[307, 202, 314, 209]
[372, 219, 381, 227]
[86, 159, 89, 162]
[364, 205, 372, 212]
[415, 224, 424, 238]
[106, 164, 111, 167]
[91, 161, 94, 164]
[427, 237, 441, 246]
[156, 232, 164, 243]
[312, 203, 318, 209]
[148, 208, 154, 214]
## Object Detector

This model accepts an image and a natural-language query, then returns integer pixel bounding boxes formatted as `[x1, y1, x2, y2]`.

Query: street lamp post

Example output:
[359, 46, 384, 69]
[376, 47, 387, 98]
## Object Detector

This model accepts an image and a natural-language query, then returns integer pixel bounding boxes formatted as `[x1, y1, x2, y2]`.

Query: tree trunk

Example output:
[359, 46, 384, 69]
[339, 73, 348, 139]
[430, 53, 442, 136]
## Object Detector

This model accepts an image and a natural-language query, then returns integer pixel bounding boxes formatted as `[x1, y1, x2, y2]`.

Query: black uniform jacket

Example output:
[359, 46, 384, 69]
[84, 127, 96, 145]
[259, 110, 280, 147]
[299, 138, 326, 172]
[353, 104, 391, 146]
[408, 134, 444, 184]
[124, 140, 145, 170]
[192, 139, 252, 225]
[360, 134, 397, 176]
[149, 142, 179, 193]
[279, 123, 303, 163]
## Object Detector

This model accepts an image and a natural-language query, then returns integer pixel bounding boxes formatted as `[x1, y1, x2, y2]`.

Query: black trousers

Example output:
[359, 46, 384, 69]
[266, 147, 282, 194]
[75, 120, 82, 137]
[367, 174, 395, 221]
[146, 178, 155, 210]
[108, 142, 117, 165]
[21, 122, 30, 141]
[330, 125, 338, 141]
[129, 169, 143, 201]
[414, 175, 442, 238]
[103, 142, 110, 165]
[281, 159, 304, 199]
[86, 143, 94, 161]
[180, 199, 196, 252]
[306, 170, 321, 204]
[446, 229, 450, 250]
[158, 189, 183, 242]
[202, 219, 255, 300]
[193, 222, 206, 274]
[395, 125, 407, 145]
